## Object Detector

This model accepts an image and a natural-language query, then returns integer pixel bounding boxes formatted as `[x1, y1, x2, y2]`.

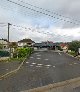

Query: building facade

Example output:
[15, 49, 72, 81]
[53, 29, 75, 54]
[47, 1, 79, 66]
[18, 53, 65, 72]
[18, 39, 35, 47]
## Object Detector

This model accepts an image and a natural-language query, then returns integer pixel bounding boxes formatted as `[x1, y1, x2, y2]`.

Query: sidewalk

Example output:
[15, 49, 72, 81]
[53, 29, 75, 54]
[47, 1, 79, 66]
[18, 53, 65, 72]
[0, 61, 20, 76]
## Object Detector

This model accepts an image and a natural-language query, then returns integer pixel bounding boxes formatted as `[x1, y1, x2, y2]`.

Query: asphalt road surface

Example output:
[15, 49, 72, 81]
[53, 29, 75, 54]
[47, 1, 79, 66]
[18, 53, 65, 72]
[0, 51, 80, 92]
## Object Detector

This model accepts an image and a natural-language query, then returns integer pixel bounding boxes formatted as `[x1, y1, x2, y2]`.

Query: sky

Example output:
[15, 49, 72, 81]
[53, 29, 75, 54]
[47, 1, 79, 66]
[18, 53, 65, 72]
[0, 0, 80, 42]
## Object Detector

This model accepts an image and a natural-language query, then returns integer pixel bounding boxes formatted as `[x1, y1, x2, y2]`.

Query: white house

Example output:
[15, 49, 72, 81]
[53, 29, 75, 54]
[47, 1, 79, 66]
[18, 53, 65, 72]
[0, 39, 8, 49]
[18, 39, 35, 47]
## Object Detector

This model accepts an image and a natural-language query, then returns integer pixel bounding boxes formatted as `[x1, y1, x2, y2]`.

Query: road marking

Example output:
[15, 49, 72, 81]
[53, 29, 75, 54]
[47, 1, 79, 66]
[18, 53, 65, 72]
[59, 53, 61, 55]
[45, 65, 51, 67]
[37, 64, 43, 66]
[53, 66, 56, 68]
[36, 66, 42, 68]
[37, 58, 41, 60]
[32, 63, 36, 65]
[53, 81, 55, 82]
[30, 57, 34, 59]
[37, 55, 41, 56]
[26, 62, 29, 64]
[46, 67, 49, 68]
[44, 59, 49, 61]
[6, 69, 9, 70]
[30, 65, 34, 67]
[35, 53, 39, 54]
[69, 64, 73, 66]
[74, 63, 77, 64]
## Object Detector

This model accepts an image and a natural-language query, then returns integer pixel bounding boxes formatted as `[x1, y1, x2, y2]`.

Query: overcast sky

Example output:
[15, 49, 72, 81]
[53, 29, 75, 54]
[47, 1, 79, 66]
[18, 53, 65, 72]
[0, 0, 80, 42]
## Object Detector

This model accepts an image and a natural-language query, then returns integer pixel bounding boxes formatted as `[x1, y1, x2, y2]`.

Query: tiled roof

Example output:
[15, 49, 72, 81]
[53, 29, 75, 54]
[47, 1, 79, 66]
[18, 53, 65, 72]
[18, 39, 35, 43]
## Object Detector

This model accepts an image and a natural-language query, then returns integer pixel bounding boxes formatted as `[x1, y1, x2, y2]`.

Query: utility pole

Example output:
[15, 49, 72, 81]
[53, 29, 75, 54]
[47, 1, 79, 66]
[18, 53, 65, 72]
[8, 23, 11, 58]
[8, 23, 11, 43]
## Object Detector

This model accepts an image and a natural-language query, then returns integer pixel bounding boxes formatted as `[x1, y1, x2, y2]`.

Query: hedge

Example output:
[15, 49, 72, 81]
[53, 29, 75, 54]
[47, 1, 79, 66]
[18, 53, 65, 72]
[13, 47, 34, 58]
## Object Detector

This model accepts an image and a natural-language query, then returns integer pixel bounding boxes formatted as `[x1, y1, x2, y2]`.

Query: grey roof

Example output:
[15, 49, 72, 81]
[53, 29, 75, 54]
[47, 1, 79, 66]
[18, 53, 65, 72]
[34, 42, 59, 47]
[18, 39, 35, 43]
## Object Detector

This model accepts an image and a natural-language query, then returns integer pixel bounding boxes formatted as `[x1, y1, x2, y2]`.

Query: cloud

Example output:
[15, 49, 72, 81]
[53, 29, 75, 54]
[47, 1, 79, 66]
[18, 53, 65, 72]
[0, 0, 80, 42]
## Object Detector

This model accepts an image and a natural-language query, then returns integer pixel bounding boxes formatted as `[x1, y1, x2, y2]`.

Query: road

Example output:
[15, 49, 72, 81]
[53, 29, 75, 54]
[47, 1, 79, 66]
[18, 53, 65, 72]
[0, 51, 80, 92]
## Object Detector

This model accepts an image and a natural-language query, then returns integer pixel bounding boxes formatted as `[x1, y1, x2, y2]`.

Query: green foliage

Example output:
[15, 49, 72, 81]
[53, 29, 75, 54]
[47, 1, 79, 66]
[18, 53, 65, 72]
[13, 47, 34, 58]
[68, 51, 76, 56]
[58, 46, 63, 51]
[68, 41, 80, 53]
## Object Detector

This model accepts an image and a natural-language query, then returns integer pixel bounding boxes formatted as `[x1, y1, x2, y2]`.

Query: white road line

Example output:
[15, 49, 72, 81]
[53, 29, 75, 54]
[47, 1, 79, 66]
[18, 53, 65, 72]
[26, 62, 29, 64]
[59, 53, 61, 55]
[37, 64, 43, 66]
[69, 64, 73, 66]
[37, 58, 41, 60]
[53, 81, 55, 82]
[30, 65, 34, 67]
[53, 66, 55, 68]
[45, 65, 51, 67]
[6, 69, 8, 70]
[44, 59, 49, 61]
[32, 63, 36, 65]
[74, 63, 77, 64]
[37, 55, 41, 56]
[30, 57, 34, 59]
[36, 66, 42, 68]
[46, 67, 49, 68]
[35, 53, 39, 54]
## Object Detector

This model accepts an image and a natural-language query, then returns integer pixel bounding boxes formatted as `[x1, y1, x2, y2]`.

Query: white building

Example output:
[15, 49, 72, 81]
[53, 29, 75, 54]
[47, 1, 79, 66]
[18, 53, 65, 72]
[0, 39, 8, 49]
[18, 39, 35, 47]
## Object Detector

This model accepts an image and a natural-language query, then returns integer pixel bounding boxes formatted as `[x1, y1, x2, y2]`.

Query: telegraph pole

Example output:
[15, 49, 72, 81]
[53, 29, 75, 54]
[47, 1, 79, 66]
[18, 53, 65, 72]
[8, 23, 11, 43]
[8, 23, 11, 58]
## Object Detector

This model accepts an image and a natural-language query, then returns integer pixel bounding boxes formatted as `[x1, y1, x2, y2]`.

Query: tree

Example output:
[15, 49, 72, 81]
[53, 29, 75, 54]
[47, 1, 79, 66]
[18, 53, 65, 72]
[68, 41, 80, 53]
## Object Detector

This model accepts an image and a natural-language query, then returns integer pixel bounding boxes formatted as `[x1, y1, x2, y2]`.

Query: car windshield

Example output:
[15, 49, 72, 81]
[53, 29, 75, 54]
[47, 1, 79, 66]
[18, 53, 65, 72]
[0, 0, 80, 92]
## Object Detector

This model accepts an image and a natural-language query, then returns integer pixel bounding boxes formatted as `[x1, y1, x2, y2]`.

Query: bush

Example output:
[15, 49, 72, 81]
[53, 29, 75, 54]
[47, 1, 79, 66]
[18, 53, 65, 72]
[17, 47, 34, 58]
[68, 51, 76, 56]
[58, 46, 63, 51]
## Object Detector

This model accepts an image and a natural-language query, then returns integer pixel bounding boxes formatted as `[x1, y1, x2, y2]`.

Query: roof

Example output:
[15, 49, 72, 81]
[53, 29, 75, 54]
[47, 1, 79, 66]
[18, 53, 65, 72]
[34, 42, 59, 47]
[0, 39, 8, 42]
[60, 43, 68, 47]
[18, 39, 35, 43]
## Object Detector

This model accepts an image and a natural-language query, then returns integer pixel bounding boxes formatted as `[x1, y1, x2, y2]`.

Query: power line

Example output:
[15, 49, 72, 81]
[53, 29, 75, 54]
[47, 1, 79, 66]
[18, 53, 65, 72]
[17, 0, 80, 23]
[6, 0, 79, 25]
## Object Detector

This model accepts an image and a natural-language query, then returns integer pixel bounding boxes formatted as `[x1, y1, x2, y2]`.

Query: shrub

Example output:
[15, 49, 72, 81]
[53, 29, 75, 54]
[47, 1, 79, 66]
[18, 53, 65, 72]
[16, 47, 34, 58]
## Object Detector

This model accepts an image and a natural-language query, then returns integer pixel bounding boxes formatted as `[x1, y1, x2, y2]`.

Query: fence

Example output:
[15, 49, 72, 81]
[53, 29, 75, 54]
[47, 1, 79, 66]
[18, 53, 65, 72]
[0, 50, 10, 57]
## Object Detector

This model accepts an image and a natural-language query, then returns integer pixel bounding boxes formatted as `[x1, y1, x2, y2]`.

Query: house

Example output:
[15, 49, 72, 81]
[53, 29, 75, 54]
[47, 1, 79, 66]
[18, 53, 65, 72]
[18, 39, 35, 47]
[34, 41, 59, 50]
[60, 43, 68, 52]
[0, 39, 8, 49]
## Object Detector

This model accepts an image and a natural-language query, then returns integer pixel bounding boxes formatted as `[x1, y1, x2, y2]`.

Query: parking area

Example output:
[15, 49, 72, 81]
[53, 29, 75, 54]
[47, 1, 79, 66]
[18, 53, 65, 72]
[0, 51, 80, 92]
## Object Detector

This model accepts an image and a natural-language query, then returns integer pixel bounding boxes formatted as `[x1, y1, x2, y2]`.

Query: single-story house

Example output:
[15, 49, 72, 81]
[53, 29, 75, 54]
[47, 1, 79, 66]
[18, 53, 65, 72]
[18, 39, 35, 47]
[34, 41, 59, 50]
[60, 43, 68, 52]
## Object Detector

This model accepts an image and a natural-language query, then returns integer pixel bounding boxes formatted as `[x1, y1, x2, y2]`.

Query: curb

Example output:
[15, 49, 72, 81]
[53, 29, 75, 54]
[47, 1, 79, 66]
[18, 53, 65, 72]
[21, 77, 80, 92]
[66, 53, 80, 60]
